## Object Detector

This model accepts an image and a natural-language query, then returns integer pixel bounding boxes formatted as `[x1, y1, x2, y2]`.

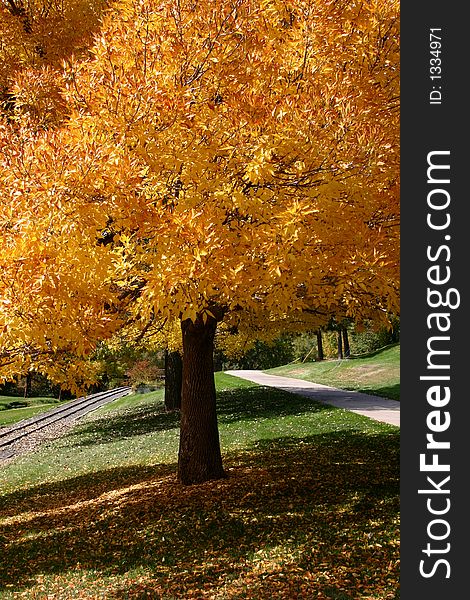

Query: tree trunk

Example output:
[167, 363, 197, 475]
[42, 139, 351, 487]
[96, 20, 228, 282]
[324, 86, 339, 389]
[337, 329, 343, 359]
[23, 372, 32, 398]
[178, 315, 225, 485]
[164, 349, 182, 411]
[316, 330, 324, 361]
[342, 327, 350, 358]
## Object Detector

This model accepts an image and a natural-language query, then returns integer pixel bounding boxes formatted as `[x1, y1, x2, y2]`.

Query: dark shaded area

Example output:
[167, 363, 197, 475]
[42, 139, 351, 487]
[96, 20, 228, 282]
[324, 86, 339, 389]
[65, 403, 181, 447]
[1, 400, 29, 409]
[215, 335, 296, 370]
[349, 343, 399, 360]
[0, 464, 175, 518]
[0, 431, 399, 597]
[358, 384, 400, 402]
[0, 372, 70, 401]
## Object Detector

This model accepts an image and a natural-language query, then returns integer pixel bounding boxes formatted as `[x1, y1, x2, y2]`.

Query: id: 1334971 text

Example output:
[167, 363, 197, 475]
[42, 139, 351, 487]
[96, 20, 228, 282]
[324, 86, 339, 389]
[429, 28, 443, 105]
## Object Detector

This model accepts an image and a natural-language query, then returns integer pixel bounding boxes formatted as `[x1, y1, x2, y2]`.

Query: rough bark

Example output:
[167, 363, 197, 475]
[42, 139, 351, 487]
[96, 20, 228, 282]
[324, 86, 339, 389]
[178, 315, 225, 485]
[164, 349, 182, 411]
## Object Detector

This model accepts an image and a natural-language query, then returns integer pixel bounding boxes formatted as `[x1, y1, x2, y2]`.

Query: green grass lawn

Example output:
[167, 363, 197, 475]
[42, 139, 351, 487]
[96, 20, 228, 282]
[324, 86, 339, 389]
[265, 344, 400, 401]
[0, 396, 63, 428]
[0, 373, 399, 600]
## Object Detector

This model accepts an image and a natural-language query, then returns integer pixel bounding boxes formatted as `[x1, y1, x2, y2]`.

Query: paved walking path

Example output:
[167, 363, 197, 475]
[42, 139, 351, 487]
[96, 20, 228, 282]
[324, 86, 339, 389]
[224, 370, 400, 427]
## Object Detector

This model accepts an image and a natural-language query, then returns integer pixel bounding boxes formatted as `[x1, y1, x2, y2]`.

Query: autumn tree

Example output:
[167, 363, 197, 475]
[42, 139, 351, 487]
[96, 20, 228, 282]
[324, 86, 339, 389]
[1, 0, 399, 483]
[0, 0, 117, 394]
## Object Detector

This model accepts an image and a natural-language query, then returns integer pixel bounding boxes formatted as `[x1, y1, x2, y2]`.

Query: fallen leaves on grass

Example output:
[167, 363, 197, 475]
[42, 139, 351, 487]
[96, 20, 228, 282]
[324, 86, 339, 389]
[0, 432, 399, 599]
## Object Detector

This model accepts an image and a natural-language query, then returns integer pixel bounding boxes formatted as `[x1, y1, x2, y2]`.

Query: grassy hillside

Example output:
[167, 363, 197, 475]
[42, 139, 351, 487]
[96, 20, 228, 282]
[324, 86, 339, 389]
[265, 344, 400, 401]
[0, 396, 63, 427]
[0, 373, 399, 599]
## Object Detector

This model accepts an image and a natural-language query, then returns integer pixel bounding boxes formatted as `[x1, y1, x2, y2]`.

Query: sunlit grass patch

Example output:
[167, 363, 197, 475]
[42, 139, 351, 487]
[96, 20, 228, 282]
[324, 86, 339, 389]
[266, 344, 400, 401]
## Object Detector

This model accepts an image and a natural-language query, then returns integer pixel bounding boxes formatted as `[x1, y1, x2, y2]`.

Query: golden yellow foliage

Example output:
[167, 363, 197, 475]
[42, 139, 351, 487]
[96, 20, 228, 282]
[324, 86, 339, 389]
[67, 0, 399, 320]
[0, 0, 400, 390]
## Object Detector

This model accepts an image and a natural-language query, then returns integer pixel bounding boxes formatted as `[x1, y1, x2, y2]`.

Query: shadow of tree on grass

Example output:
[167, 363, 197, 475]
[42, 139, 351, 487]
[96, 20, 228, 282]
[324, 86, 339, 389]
[357, 384, 400, 402]
[67, 404, 181, 446]
[64, 385, 332, 448]
[0, 431, 399, 599]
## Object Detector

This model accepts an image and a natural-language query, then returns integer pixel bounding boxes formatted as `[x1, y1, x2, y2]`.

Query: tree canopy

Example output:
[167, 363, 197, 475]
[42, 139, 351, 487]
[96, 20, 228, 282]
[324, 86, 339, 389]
[0, 0, 399, 481]
[64, 0, 400, 334]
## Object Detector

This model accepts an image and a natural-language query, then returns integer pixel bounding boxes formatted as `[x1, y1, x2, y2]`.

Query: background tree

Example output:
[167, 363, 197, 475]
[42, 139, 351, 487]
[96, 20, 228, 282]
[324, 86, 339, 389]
[316, 330, 324, 361]
[164, 350, 182, 412]
[342, 327, 351, 358]
[337, 329, 344, 360]
[0, 0, 115, 394]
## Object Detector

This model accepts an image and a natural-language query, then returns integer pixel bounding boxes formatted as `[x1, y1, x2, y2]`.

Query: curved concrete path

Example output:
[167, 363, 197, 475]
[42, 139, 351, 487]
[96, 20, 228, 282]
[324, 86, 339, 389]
[224, 370, 400, 427]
